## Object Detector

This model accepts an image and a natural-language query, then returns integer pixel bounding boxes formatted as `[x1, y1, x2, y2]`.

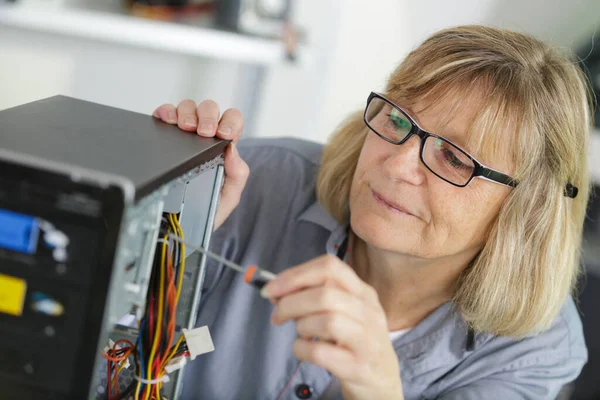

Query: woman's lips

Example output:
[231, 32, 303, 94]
[371, 189, 415, 217]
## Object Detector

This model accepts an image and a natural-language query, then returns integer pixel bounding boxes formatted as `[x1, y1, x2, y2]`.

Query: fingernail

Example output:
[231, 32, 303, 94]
[199, 124, 214, 135]
[218, 125, 232, 137]
[231, 142, 238, 156]
[260, 277, 279, 298]
[168, 111, 177, 124]
[260, 285, 270, 298]
[183, 117, 196, 127]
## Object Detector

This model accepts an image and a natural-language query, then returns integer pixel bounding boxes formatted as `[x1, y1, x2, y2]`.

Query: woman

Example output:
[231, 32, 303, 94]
[153, 25, 590, 399]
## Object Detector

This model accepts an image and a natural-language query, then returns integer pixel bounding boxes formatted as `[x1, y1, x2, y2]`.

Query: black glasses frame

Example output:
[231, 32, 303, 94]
[364, 92, 518, 188]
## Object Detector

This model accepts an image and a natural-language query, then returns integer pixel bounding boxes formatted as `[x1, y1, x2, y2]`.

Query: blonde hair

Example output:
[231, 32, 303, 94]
[317, 25, 592, 337]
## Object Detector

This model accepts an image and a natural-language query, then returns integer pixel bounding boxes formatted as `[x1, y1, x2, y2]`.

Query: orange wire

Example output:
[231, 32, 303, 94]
[159, 215, 178, 369]
[101, 345, 133, 362]
[109, 339, 134, 398]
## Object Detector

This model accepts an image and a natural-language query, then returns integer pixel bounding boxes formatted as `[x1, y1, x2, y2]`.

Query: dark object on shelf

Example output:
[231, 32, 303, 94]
[216, 0, 292, 37]
[215, 0, 299, 60]
[126, 0, 216, 20]
[127, 0, 212, 5]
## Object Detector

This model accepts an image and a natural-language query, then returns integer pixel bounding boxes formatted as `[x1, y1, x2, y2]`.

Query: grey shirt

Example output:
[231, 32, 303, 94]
[180, 138, 587, 400]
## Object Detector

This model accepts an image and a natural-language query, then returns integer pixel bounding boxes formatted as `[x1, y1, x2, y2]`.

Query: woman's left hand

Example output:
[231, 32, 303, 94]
[261, 255, 404, 400]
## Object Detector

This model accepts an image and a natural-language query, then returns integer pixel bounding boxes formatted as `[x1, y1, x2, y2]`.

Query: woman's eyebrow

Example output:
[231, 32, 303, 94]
[406, 106, 473, 153]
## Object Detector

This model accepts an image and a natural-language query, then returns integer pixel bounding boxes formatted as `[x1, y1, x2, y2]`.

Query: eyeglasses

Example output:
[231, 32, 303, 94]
[364, 92, 517, 189]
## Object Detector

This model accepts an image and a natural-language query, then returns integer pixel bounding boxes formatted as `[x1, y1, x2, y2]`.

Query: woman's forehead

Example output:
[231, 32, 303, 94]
[406, 99, 473, 147]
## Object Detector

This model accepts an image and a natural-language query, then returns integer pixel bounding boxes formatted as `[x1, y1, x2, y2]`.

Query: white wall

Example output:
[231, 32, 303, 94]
[256, 0, 600, 144]
[0, 21, 261, 129]
[0, 29, 73, 111]
[254, 0, 413, 143]
[1, 0, 599, 146]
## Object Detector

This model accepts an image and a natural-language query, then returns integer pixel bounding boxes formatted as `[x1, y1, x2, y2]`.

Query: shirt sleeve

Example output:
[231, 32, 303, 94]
[434, 297, 587, 400]
[436, 357, 582, 399]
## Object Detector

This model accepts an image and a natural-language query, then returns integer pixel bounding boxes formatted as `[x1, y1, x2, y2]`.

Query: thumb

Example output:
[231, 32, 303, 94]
[214, 142, 249, 230]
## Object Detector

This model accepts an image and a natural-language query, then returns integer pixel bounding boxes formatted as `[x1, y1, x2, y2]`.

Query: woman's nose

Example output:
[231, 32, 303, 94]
[382, 134, 425, 185]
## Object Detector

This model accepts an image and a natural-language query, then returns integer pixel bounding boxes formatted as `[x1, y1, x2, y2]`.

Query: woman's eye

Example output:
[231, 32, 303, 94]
[435, 139, 471, 171]
[388, 111, 410, 131]
[442, 148, 471, 171]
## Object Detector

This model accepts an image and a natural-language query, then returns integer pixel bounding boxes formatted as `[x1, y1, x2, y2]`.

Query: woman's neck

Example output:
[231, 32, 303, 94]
[349, 231, 477, 331]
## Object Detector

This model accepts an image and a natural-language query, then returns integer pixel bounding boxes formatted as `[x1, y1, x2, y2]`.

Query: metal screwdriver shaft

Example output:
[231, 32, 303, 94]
[166, 233, 275, 291]
[167, 233, 245, 273]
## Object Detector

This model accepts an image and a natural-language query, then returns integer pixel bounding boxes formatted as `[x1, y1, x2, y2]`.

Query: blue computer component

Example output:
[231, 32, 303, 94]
[0, 208, 39, 254]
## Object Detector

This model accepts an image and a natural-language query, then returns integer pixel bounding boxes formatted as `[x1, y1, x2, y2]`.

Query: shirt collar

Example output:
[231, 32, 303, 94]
[297, 201, 342, 232]
[298, 201, 349, 257]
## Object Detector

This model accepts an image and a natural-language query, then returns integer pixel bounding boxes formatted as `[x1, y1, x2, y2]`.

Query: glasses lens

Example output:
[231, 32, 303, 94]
[365, 97, 413, 143]
[423, 136, 475, 185]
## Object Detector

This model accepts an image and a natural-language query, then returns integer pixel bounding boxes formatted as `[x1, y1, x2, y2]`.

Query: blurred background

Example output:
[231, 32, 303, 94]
[0, 0, 599, 398]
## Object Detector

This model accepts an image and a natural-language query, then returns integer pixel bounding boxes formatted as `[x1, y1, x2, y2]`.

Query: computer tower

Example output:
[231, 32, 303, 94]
[0, 95, 227, 399]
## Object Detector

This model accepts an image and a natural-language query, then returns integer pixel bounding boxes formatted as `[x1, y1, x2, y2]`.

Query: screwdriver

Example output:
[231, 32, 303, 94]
[166, 233, 276, 291]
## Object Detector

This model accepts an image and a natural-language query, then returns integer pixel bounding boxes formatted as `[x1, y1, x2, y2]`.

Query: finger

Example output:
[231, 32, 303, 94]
[153, 104, 178, 124]
[272, 285, 369, 326]
[293, 338, 358, 381]
[217, 108, 244, 141]
[213, 142, 250, 229]
[196, 100, 220, 137]
[295, 313, 367, 352]
[176, 99, 199, 132]
[262, 255, 379, 307]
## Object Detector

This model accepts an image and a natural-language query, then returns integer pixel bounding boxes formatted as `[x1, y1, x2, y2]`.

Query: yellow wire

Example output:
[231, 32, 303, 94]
[135, 317, 142, 399]
[139, 214, 186, 400]
[161, 334, 185, 369]
[113, 348, 132, 396]
[172, 214, 186, 303]
[135, 356, 142, 399]
[144, 233, 168, 400]
[135, 379, 142, 399]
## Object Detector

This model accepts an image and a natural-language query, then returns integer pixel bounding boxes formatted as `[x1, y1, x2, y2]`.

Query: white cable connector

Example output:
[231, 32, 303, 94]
[164, 355, 188, 374]
[103, 339, 130, 369]
[134, 374, 170, 384]
[182, 326, 215, 361]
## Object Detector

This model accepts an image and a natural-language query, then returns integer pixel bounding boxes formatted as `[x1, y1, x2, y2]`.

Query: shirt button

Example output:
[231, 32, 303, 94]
[295, 383, 313, 399]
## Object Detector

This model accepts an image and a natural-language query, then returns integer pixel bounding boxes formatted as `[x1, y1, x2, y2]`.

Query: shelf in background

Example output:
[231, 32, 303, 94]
[0, 2, 288, 65]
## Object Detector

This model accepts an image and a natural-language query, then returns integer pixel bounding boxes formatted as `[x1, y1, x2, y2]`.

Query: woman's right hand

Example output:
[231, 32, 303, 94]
[153, 99, 250, 230]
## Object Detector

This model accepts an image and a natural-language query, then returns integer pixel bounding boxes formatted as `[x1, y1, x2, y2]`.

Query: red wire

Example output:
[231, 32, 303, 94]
[151, 308, 163, 381]
[152, 358, 160, 380]
[106, 351, 113, 400]
[105, 339, 134, 398]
